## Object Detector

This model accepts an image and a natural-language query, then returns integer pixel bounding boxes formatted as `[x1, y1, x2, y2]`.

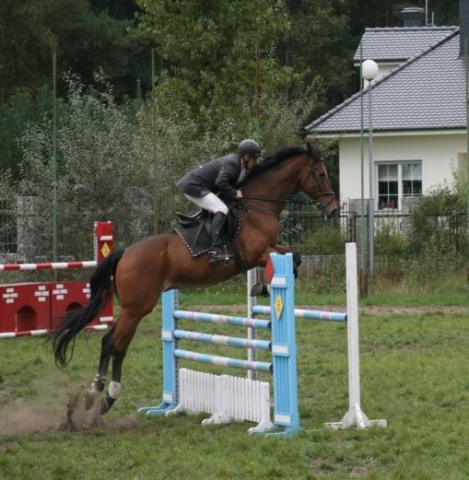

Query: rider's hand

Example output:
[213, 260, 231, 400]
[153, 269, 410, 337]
[236, 190, 243, 199]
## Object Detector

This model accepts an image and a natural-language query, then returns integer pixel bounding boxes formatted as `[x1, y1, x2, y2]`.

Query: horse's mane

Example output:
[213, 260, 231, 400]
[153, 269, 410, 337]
[238, 145, 307, 186]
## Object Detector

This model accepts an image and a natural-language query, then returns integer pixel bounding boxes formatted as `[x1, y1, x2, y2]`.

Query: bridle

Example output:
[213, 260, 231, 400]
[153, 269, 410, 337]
[241, 156, 336, 215]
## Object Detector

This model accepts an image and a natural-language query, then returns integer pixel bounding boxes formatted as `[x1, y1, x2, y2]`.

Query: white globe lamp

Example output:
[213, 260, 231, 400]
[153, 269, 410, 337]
[362, 59, 379, 81]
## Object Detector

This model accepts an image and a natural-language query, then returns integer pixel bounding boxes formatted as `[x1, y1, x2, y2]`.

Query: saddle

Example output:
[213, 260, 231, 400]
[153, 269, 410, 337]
[174, 207, 243, 268]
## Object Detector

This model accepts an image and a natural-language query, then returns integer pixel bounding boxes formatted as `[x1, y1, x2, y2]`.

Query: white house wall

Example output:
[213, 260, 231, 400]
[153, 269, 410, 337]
[339, 133, 466, 203]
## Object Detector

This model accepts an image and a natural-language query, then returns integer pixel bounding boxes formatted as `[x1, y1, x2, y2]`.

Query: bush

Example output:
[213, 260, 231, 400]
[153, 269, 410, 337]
[300, 225, 345, 255]
[401, 180, 467, 291]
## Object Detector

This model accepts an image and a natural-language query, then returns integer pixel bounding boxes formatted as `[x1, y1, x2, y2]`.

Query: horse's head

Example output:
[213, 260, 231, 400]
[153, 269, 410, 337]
[299, 142, 339, 218]
[239, 142, 339, 219]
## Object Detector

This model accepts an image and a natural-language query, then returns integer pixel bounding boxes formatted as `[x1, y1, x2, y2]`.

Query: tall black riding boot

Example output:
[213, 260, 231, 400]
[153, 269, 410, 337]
[208, 212, 227, 264]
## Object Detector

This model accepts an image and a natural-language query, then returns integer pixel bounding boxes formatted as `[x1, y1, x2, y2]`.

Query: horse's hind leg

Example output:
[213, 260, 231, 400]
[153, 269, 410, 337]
[87, 240, 166, 415]
[85, 328, 114, 410]
[100, 350, 126, 414]
[98, 309, 143, 415]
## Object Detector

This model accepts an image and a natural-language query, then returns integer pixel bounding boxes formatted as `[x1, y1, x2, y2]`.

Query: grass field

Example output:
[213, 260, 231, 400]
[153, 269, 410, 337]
[1, 291, 469, 479]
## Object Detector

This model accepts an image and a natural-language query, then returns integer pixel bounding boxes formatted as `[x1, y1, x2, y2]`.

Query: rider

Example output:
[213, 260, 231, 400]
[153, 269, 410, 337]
[176, 139, 262, 263]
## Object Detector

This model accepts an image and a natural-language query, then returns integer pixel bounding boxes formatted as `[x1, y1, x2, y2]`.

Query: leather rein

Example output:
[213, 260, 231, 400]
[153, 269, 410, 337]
[240, 191, 336, 219]
[238, 157, 336, 218]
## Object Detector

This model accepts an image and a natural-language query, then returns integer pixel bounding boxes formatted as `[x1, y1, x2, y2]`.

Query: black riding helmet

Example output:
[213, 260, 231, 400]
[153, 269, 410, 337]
[238, 139, 261, 156]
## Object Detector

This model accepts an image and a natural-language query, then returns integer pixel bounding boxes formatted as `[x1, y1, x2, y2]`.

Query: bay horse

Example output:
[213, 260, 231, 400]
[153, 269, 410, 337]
[52, 141, 338, 415]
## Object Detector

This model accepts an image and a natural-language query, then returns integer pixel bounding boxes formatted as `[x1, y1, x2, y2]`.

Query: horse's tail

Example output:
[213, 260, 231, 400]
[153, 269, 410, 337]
[52, 250, 124, 368]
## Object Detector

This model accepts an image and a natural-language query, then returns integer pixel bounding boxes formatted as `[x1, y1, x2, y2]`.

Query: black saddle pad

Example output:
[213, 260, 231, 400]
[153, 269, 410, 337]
[174, 208, 241, 258]
[174, 223, 211, 257]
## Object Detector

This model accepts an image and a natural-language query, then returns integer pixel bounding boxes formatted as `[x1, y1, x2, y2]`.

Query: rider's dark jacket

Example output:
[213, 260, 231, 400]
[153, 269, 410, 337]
[177, 154, 244, 200]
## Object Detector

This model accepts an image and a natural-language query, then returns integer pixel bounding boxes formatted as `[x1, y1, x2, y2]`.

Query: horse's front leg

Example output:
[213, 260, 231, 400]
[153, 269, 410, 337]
[272, 244, 302, 274]
[250, 245, 302, 297]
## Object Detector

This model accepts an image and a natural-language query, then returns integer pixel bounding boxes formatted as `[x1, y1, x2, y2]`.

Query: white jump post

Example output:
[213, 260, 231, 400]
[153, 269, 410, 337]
[324, 242, 387, 430]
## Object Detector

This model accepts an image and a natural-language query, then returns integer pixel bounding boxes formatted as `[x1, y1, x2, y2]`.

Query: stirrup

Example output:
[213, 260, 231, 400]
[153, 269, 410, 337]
[208, 248, 232, 264]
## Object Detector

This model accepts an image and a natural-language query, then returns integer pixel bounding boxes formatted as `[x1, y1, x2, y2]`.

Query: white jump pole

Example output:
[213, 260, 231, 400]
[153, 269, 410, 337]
[325, 242, 387, 430]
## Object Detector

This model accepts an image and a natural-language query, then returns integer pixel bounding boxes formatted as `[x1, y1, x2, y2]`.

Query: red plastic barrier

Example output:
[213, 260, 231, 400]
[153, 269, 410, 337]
[0, 221, 115, 337]
[50, 280, 113, 330]
[0, 283, 51, 336]
[49, 281, 90, 330]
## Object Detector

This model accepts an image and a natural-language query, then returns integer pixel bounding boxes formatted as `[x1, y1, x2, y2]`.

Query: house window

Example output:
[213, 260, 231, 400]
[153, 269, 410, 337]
[377, 162, 422, 209]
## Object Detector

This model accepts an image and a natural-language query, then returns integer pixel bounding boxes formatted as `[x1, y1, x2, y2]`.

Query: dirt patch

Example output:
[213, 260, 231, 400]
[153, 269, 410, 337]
[0, 398, 60, 435]
[58, 387, 139, 432]
[0, 387, 138, 436]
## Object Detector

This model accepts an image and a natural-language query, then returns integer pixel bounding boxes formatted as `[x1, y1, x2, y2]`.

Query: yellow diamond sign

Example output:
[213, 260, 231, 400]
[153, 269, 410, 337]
[101, 242, 111, 258]
[274, 294, 284, 320]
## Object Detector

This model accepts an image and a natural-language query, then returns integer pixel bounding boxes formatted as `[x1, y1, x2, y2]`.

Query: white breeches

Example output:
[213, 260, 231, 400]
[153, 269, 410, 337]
[184, 193, 229, 215]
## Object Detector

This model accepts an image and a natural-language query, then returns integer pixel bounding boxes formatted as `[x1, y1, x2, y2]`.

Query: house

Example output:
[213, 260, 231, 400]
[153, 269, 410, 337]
[305, 2, 468, 213]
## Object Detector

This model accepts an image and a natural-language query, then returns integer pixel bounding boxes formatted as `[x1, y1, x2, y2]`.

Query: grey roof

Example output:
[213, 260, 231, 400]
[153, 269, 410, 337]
[353, 26, 458, 62]
[306, 28, 466, 136]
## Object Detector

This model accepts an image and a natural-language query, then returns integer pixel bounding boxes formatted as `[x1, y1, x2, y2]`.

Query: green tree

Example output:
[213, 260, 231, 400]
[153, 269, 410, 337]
[0, 88, 55, 178]
[17, 77, 155, 258]
[283, 0, 355, 120]
[133, 0, 295, 131]
[0, 0, 149, 100]
[0, 0, 57, 99]
[348, 0, 459, 35]
[47, 0, 150, 100]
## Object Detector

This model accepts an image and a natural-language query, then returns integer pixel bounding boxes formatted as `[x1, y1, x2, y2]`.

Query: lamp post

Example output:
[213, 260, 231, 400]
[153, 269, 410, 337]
[361, 59, 378, 277]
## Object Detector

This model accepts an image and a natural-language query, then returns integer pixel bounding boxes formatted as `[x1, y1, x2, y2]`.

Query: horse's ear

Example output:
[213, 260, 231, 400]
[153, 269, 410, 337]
[306, 140, 320, 160]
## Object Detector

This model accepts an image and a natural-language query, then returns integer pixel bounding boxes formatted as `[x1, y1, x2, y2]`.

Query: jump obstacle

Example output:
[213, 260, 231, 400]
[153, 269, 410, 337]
[138, 243, 387, 435]
[0, 221, 114, 338]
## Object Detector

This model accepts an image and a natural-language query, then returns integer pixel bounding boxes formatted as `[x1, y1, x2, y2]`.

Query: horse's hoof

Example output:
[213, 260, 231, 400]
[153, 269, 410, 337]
[292, 251, 302, 267]
[100, 395, 115, 415]
[250, 282, 269, 297]
[85, 390, 98, 410]
[250, 281, 264, 296]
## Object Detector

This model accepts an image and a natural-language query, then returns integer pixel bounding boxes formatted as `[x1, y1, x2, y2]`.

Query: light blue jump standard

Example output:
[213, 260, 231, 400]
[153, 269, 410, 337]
[266, 252, 300, 436]
[138, 288, 180, 414]
[138, 252, 300, 436]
